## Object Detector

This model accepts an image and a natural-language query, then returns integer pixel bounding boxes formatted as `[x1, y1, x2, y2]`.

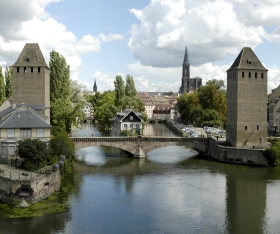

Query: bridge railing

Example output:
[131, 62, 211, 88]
[70, 136, 209, 143]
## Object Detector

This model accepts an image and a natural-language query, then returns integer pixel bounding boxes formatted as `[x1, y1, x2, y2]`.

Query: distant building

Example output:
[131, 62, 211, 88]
[111, 109, 143, 136]
[84, 102, 94, 121]
[179, 47, 202, 93]
[136, 92, 154, 119]
[226, 47, 267, 148]
[153, 104, 174, 120]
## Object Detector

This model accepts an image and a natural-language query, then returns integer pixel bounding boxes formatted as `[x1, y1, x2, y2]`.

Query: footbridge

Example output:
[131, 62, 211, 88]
[70, 136, 209, 158]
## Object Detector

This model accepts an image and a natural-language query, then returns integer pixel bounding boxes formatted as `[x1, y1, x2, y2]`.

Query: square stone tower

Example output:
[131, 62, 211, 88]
[226, 47, 268, 148]
[12, 43, 50, 123]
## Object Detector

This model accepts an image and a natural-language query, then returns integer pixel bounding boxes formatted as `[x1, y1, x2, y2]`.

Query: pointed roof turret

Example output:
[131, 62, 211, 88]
[183, 46, 189, 64]
[227, 47, 267, 71]
[13, 43, 49, 68]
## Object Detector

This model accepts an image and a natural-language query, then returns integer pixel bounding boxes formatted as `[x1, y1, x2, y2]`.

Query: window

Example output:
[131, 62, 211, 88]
[130, 116, 133, 121]
[259, 138, 263, 144]
[124, 124, 127, 129]
[20, 129, 31, 138]
[17, 67, 20, 73]
[136, 124, 139, 129]
[38, 67, 41, 73]
[255, 72, 257, 78]
[24, 67, 26, 73]
[37, 129, 44, 138]
[256, 125, 259, 130]
[242, 72, 244, 78]
[8, 129, 15, 138]
[31, 67, 33, 73]
[245, 126, 248, 130]
[261, 73, 264, 78]
[249, 72, 251, 78]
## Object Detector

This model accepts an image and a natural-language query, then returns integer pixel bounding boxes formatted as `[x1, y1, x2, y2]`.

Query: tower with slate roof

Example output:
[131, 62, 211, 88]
[12, 43, 50, 123]
[226, 47, 268, 148]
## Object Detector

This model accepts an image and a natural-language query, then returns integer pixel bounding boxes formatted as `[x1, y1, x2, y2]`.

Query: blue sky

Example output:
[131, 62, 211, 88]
[1, 0, 280, 92]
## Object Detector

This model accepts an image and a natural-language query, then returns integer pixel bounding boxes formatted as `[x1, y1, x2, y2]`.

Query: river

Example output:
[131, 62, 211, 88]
[1, 123, 280, 234]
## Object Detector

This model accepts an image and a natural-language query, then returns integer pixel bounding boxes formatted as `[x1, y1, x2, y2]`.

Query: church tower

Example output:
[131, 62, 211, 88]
[12, 43, 50, 123]
[93, 79, 97, 92]
[180, 47, 190, 93]
[226, 47, 267, 148]
[179, 46, 202, 93]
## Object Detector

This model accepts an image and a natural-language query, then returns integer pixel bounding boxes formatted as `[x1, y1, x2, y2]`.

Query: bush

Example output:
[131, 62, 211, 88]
[18, 139, 50, 171]
[264, 143, 280, 166]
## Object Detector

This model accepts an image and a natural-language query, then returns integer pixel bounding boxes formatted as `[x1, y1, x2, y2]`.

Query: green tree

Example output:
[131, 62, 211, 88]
[94, 103, 118, 131]
[49, 51, 84, 132]
[18, 139, 50, 171]
[114, 75, 125, 106]
[196, 85, 227, 124]
[0, 66, 5, 105]
[118, 96, 145, 112]
[177, 92, 200, 123]
[4, 66, 12, 98]
[50, 51, 71, 100]
[206, 79, 225, 90]
[125, 74, 136, 97]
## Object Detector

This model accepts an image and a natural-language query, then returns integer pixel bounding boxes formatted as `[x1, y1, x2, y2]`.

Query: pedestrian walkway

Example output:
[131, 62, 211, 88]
[0, 163, 42, 181]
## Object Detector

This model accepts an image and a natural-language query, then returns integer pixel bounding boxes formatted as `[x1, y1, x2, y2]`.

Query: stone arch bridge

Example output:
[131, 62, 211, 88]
[70, 136, 209, 158]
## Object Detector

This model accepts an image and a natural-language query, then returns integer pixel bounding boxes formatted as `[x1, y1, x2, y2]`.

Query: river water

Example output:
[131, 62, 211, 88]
[1, 123, 280, 234]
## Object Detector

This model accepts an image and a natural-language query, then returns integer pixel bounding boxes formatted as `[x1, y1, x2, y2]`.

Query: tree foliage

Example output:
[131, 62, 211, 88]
[125, 74, 136, 97]
[94, 103, 118, 131]
[114, 75, 125, 106]
[206, 79, 225, 90]
[49, 51, 84, 132]
[18, 139, 50, 171]
[4, 66, 12, 98]
[0, 66, 5, 105]
[177, 79, 226, 126]
[264, 139, 280, 166]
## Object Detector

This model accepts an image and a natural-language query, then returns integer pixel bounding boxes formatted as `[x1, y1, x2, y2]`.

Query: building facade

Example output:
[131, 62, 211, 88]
[111, 110, 143, 136]
[226, 47, 268, 148]
[179, 47, 202, 93]
[0, 43, 52, 156]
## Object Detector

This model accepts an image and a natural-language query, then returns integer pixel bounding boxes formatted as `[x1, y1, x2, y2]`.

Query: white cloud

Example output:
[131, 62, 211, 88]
[0, 0, 125, 85]
[128, 0, 278, 68]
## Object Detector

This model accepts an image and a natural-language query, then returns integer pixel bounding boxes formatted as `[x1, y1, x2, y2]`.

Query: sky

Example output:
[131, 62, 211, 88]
[1, 0, 280, 92]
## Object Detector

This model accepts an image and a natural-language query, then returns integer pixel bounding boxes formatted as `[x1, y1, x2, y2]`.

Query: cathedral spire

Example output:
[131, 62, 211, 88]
[183, 46, 189, 64]
[93, 79, 97, 92]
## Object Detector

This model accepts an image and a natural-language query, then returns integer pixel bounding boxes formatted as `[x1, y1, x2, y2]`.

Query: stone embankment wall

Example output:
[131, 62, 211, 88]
[165, 120, 184, 136]
[0, 167, 61, 205]
[207, 138, 268, 166]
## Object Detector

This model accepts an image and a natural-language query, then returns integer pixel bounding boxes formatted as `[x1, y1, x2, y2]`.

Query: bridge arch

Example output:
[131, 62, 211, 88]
[71, 136, 209, 158]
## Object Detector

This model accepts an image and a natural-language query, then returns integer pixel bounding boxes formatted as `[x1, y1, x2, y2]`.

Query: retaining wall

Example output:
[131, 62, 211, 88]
[207, 138, 269, 166]
[0, 169, 61, 205]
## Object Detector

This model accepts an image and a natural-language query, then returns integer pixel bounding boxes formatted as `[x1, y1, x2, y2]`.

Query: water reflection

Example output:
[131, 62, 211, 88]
[1, 123, 280, 234]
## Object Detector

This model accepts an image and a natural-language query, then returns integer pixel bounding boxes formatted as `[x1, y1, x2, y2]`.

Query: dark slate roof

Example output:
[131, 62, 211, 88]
[0, 110, 51, 128]
[227, 47, 268, 71]
[0, 106, 13, 118]
[111, 110, 143, 122]
[16, 104, 46, 110]
[13, 43, 49, 68]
